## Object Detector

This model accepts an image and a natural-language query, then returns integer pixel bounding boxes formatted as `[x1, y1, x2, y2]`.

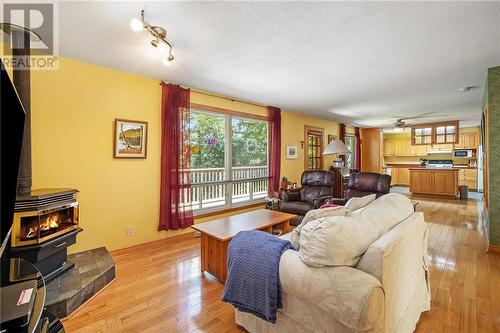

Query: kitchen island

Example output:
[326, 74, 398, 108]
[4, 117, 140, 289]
[409, 168, 459, 198]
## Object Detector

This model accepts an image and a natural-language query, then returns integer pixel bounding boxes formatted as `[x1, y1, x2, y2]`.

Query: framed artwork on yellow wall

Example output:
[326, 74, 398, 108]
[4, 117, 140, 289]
[286, 145, 298, 159]
[114, 119, 148, 158]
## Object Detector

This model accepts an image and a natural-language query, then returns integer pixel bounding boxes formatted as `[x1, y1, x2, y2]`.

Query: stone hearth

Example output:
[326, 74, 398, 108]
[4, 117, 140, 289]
[45, 247, 115, 318]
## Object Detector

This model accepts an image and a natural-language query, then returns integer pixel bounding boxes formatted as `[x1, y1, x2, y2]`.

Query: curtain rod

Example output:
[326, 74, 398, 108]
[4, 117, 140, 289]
[160, 80, 267, 108]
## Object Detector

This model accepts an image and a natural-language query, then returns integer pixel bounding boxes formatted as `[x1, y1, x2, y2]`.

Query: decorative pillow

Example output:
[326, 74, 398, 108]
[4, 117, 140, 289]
[298, 193, 414, 267]
[344, 194, 376, 212]
[290, 206, 348, 250]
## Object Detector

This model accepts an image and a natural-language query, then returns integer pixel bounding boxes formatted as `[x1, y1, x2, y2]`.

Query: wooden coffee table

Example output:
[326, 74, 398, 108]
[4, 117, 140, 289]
[191, 209, 297, 283]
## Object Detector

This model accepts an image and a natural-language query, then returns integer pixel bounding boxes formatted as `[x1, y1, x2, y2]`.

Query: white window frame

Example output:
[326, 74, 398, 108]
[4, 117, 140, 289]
[188, 108, 269, 215]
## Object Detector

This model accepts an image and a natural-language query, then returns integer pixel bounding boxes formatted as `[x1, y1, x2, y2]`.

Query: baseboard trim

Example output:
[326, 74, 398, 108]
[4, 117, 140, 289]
[111, 231, 196, 256]
[487, 245, 500, 254]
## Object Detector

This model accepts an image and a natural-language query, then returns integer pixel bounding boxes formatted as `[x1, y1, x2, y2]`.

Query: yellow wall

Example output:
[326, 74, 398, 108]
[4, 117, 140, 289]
[26, 57, 338, 253]
[281, 112, 339, 183]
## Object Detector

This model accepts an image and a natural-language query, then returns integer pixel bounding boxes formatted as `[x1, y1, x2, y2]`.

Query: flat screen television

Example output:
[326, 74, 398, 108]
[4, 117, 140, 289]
[0, 60, 26, 258]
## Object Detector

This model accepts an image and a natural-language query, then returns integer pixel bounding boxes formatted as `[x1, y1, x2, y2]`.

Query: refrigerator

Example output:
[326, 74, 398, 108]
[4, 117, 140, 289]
[477, 144, 484, 193]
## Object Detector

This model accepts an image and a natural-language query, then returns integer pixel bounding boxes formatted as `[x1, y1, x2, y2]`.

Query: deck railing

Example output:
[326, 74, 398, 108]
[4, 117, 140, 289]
[180, 166, 268, 211]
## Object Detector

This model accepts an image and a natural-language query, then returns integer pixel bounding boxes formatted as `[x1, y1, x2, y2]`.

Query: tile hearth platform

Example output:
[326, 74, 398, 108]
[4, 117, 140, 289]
[45, 247, 115, 318]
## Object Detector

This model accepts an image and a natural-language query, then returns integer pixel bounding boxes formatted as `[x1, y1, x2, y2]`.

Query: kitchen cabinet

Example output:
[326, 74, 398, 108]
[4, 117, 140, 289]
[458, 168, 478, 190]
[410, 144, 428, 156]
[455, 132, 479, 149]
[411, 121, 459, 145]
[391, 167, 410, 186]
[384, 139, 395, 156]
[384, 137, 413, 157]
[427, 143, 453, 153]
[409, 169, 459, 197]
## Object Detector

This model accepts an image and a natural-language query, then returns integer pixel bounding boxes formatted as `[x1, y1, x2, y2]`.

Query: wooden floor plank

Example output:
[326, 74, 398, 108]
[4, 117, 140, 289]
[63, 195, 500, 333]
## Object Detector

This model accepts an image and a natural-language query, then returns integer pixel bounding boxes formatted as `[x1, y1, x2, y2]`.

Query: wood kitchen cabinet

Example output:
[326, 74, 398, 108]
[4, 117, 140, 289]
[409, 169, 459, 197]
[391, 167, 410, 186]
[455, 131, 479, 149]
[458, 168, 478, 190]
[384, 137, 413, 157]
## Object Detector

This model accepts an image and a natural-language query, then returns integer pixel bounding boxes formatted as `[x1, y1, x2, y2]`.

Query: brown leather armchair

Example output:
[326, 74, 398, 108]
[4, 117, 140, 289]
[280, 170, 334, 226]
[328, 172, 391, 206]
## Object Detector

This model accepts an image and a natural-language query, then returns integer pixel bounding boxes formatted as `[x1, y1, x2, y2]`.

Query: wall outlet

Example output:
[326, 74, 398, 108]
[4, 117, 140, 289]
[127, 226, 134, 236]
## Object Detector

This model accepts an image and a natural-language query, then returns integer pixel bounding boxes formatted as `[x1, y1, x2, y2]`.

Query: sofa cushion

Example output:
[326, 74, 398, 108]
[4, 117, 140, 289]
[298, 193, 414, 267]
[344, 194, 376, 212]
[289, 206, 348, 250]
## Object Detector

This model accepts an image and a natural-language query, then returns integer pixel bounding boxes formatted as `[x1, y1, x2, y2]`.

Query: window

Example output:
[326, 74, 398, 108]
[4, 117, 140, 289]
[344, 135, 357, 170]
[412, 125, 433, 145]
[304, 126, 324, 170]
[434, 121, 458, 144]
[411, 121, 459, 145]
[186, 109, 268, 213]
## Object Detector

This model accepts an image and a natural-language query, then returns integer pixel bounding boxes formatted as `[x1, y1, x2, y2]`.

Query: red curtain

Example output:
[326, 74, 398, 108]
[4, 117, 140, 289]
[354, 127, 361, 171]
[339, 123, 346, 162]
[267, 106, 281, 195]
[159, 83, 194, 231]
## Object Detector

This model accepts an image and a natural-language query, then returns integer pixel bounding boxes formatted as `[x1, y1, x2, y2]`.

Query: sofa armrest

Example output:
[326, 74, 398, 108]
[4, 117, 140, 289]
[313, 195, 333, 208]
[356, 212, 430, 333]
[279, 250, 384, 332]
[282, 191, 301, 202]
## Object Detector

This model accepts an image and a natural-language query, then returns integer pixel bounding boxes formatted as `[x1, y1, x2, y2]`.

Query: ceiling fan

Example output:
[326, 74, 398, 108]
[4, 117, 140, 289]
[392, 112, 449, 129]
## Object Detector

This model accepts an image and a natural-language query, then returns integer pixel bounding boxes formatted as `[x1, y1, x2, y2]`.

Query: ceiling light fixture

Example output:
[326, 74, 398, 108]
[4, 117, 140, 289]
[459, 86, 478, 92]
[130, 10, 174, 67]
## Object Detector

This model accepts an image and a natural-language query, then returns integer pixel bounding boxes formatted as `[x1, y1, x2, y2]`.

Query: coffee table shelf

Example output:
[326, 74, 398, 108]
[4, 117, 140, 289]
[191, 209, 296, 283]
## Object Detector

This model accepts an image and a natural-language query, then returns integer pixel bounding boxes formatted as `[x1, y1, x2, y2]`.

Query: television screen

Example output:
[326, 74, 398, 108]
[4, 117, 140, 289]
[0, 60, 26, 256]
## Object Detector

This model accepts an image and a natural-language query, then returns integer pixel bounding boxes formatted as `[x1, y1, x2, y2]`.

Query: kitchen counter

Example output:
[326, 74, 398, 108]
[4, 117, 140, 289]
[408, 167, 460, 170]
[409, 168, 459, 198]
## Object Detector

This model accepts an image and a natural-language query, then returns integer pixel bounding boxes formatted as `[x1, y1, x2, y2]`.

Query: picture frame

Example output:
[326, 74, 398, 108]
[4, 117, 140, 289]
[286, 145, 298, 159]
[114, 119, 148, 158]
[327, 134, 337, 144]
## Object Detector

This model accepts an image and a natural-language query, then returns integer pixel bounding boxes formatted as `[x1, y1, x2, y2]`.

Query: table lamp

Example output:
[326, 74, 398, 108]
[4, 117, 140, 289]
[323, 139, 351, 168]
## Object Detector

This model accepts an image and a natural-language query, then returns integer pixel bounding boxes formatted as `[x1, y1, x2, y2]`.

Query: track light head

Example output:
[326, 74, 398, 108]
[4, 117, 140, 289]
[132, 10, 175, 67]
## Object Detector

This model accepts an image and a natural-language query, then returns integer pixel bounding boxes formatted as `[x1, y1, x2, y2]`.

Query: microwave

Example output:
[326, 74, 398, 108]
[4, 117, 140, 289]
[453, 150, 473, 158]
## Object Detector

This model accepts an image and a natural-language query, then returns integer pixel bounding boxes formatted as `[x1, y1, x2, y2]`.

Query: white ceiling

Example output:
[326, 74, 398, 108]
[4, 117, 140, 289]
[58, 1, 500, 128]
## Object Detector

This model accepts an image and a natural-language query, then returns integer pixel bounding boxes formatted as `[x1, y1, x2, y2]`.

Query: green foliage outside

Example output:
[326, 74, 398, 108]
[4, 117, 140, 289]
[189, 111, 268, 169]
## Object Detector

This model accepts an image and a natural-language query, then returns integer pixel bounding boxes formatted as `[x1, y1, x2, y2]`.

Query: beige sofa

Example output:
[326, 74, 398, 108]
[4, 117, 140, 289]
[235, 197, 430, 333]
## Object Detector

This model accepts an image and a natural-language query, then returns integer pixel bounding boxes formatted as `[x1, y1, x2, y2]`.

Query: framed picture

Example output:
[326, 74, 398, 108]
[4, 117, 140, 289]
[327, 134, 337, 144]
[114, 119, 148, 158]
[286, 145, 298, 159]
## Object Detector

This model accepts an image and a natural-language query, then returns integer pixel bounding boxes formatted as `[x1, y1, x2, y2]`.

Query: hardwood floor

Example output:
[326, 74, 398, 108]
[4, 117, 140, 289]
[63, 196, 500, 333]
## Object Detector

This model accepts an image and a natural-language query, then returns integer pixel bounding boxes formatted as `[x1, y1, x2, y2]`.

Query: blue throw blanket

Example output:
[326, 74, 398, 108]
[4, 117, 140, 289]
[222, 230, 293, 323]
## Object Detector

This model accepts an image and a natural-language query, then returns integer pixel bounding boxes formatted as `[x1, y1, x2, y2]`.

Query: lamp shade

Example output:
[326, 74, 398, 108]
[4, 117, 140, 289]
[323, 139, 351, 155]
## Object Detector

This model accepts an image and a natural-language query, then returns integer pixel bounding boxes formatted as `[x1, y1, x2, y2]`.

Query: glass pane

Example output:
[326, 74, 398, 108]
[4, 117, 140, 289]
[423, 136, 432, 144]
[447, 134, 456, 142]
[446, 126, 456, 134]
[414, 136, 422, 144]
[189, 111, 226, 182]
[345, 136, 355, 170]
[436, 134, 445, 143]
[423, 128, 432, 135]
[232, 118, 268, 169]
[232, 182, 250, 203]
[435, 126, 445, 135]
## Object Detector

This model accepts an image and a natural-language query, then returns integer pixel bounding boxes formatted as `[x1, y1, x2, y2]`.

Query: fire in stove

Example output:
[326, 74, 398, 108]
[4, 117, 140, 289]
[13, 201, 79, 246]
[25, 213, 63, 239]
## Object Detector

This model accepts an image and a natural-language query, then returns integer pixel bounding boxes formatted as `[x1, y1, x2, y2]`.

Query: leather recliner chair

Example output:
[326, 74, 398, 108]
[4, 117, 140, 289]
[328, 172, 391, 206]
[280, 170, 334, 226]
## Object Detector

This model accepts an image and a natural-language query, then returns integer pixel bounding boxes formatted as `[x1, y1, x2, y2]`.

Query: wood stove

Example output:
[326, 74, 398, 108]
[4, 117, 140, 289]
[10, 189, 82, 283]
